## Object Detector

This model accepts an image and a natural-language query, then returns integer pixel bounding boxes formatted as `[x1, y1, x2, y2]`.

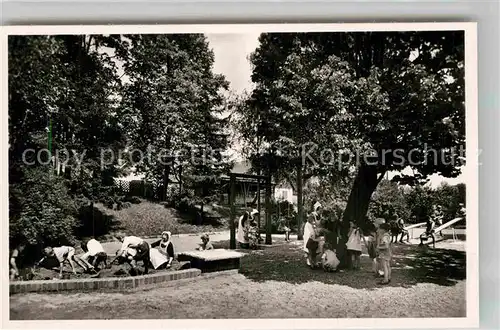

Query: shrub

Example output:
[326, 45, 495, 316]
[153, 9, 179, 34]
[9, 167, 78, 248]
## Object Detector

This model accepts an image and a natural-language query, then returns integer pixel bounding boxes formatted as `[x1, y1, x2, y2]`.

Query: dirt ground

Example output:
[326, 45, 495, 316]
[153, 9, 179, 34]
[9, 273, 465, 319]
[10, 239, 466, 319]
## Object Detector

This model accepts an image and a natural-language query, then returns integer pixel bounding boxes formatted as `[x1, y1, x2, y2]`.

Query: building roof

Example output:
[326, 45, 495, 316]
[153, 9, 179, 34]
[231, 160, 252, 174]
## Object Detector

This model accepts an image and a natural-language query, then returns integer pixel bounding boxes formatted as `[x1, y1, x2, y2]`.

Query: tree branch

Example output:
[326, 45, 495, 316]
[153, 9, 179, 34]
[376, 170, 387, 185]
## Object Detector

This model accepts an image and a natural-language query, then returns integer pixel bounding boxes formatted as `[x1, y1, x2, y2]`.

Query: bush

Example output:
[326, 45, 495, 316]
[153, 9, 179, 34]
[368, 180, 410, 222]
[9, 167, 78, 248]
[95, 200, 221, 237]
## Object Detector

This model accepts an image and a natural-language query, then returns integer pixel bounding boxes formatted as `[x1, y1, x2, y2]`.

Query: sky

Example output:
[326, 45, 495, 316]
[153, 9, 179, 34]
[204, 33, 465, 189]
[205, 33, 260, 94]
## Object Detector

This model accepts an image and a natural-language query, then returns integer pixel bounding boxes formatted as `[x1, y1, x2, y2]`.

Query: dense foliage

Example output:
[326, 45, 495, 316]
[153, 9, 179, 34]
[9, 32, 466, 257]
[8, 34, 232, 247]
[235, 31, 465, 255]
[302, 179, 466, 227]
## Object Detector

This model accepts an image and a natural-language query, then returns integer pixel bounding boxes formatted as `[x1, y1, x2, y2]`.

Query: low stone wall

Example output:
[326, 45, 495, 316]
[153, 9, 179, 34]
[10, 268, 201, 294]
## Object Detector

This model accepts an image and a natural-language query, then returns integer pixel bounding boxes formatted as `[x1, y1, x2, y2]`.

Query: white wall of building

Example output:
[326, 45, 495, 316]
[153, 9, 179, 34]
[275, 187, 297, 204]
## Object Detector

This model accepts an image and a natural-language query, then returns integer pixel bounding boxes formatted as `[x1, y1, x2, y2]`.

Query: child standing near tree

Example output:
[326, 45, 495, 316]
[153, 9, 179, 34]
[346, 221, 362, 270]
[362, 222, 379, 276]
[279, 217, 291, 242]
[376, 223, 393, 284]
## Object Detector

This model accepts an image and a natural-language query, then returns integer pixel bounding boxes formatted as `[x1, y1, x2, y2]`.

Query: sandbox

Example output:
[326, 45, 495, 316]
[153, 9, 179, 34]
[177, 249, 245, 273]
[10, 268, 202, 294]
[10, 250, 245, 294]
[10, 254, 196, 294]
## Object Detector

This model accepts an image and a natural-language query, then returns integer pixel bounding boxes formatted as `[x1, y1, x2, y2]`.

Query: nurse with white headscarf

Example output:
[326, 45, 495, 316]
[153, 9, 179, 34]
[237, 209, 258, 249]
[303, 202, 322, 251]
[151, 231, 175, 268]
[303, 202, 323, 268]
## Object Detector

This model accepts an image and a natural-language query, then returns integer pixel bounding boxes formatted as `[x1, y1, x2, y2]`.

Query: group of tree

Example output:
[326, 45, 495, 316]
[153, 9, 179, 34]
[9, 34, 232, 248]
[234, 31, 465, 265]
[302, 177, 465, 224]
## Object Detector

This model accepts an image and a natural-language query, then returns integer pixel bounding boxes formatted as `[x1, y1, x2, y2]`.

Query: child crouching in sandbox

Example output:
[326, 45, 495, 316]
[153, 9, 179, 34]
[113, 234, 151, 275]
[36, 245, 95, 279]
[376, 223, 393, 285]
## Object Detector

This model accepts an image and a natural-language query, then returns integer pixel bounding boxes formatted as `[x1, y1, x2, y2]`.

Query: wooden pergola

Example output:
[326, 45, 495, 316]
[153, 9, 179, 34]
[229, 173, 273, 249]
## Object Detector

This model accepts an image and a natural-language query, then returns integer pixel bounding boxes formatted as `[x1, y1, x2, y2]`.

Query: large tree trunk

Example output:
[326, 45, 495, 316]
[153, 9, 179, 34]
[296, 164, 304, 240]
[335, 163, 386, 269]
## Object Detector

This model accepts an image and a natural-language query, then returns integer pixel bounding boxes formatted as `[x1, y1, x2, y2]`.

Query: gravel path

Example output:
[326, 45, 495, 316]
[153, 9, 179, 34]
[9, 273, 465, 319]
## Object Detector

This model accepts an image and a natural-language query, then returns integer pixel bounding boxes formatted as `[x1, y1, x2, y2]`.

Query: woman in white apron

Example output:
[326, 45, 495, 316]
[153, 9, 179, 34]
[304, 202, 323, 268]
[346, 221, 363, 270]
[150, 231, 175, 269]
[237, 210, 257, 249]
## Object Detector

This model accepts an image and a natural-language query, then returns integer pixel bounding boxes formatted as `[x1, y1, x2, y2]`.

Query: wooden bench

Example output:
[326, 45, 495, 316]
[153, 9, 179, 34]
[177, 249, 245, 273]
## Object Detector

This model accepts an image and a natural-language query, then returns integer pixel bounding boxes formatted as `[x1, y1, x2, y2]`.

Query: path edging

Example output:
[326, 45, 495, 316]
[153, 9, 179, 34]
[9, 268, 201, 294]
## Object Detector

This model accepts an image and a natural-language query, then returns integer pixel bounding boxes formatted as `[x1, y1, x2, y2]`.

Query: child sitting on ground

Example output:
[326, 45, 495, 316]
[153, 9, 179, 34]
[376, 223, 393, 285]
[197, 234, 214, 251]
[321, 242, 340, 272]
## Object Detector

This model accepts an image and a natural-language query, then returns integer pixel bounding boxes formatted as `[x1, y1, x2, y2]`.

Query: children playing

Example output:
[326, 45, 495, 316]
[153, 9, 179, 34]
[432, 205, 445, 236]
[36, 245, 94, 278]
[395, 215, 409, 243]
[361, 221, 380, 276]
[376, 223, 393, 285]
[80, 238, 108, 270]
[303, 202, 324, 269]
[420, 216, 437, 248]
[197, 234, 214, 251]
[115, 234, 151, 274]
[346, 221, 362, 270]
[321, 243, 340, 272]
[278, 217, 292, 242]
[9, 243, 26, 280]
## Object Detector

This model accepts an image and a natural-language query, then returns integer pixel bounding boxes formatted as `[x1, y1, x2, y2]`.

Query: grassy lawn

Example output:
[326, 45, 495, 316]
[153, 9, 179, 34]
[92, 200, 229, 240]
[10, 239, 466, 319]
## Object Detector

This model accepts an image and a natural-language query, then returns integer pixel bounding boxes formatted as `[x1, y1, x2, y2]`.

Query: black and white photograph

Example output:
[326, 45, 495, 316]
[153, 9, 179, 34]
[2, 23, 478, 327]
